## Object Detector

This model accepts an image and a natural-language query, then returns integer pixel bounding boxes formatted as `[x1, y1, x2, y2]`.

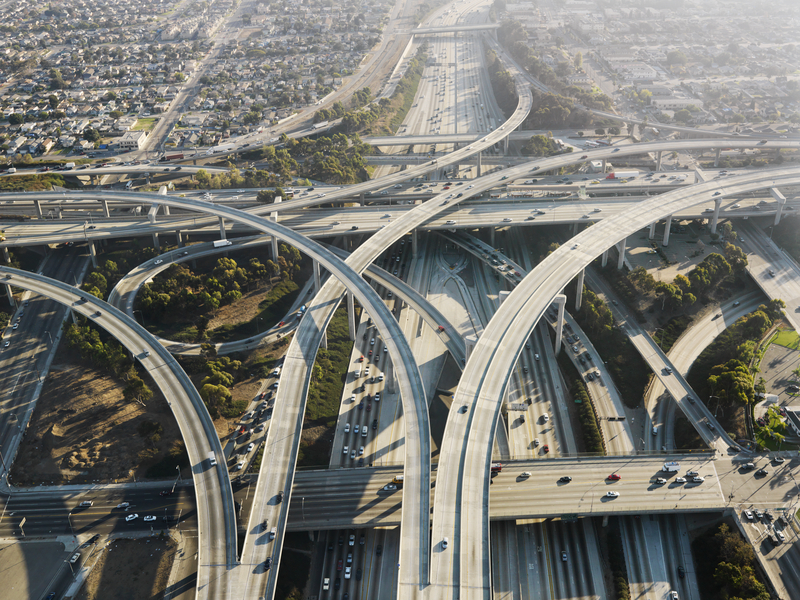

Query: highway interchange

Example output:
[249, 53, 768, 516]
[3, 1, 800, 600]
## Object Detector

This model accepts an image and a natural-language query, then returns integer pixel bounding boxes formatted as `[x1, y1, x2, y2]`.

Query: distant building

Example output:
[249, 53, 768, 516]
[651, 97, 702, 110]
[119, 129, 148, 151]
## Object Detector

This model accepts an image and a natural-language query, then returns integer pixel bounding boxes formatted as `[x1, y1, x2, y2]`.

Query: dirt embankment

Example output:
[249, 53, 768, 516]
[10, 343, 183, 486]
[76, 537, 177, 600]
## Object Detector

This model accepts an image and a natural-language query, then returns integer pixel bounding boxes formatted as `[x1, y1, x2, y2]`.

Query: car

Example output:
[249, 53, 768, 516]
[125, 513, 139, 521]
[559, 476, 572, 483]
[706, 421, 716, 431]
[343, 445, 349, 455]
[344, 566, 352, 579]
[756, 468, 768, 476]
[12, 324, 17, 330]
[247, 442, 255, 453]
[774, 456, 785, 464]
[346, 552, 353, 564]
[713, 191, 721, 196]
[349, 534, 355, 546]
[264, 557, 272, 570]
[370, 338, 375, 346]
[655, 477, 667, 484]
[670, 592, 679, 600]
[502, 218, 512, 222]
[4, 341, 10, 348]
[542, 413, 549, 422]
[777, 530, 786, 542]
[606, 491, 619, 498]
[686, 470, 699, 477]
[533, 438, 540, 447]
[116, 502, 130, 509]
[608, 473, 621, 481]
[520, 471, 531, 479]
[344, 423, 350, 433]
[692, 476, 705, 483]
[581, 155, 588, 159]
[79, 500, 93, 507]
[561, 551, 567, 562]
[675, 477, 686, 483]
[337, 559, 343, 571]
[144, 515, 157, 522]
[323, 577, 330, 591]
[534, 353, 540, 361]
[744, 510, 754, 520]
[543, 445, 549, 453]
[354, 424, 359, 434]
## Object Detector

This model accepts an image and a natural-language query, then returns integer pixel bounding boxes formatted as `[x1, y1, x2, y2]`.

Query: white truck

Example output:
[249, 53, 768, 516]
[311, 120, 329, 130]
[271, 366, 281, 378]
[662, 461, 680, 473]
[64, 162, 75, 169]
[605, 170, 639, 180]
[213, 239, 232, 248]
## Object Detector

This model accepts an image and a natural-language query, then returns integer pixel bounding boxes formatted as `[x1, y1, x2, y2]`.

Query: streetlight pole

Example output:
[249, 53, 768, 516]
[133, 310, 146, 328]
[67, 511, 75, 536]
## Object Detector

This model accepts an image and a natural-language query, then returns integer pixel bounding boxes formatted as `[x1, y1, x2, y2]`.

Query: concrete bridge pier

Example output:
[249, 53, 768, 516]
[272, 236, 279, 259]
[601, 159, 607, 173]
[33, 199, 43, 218]
[477, 151, 482, 177]
[218, 217, 226, 240]
[714, 148, 721, 168]
[575, 269, 585, 311]
[320, 329, 327, 350]
[359, 193, 365, 206]
[572, 222, 579, 236]
[663, 215, 673, 246]
[616, 238, 627, 270]
[412, 230, 419, 257]
[649, 222, 656, 239]
[176, 231, 184, 247]
[553, 294, 567, 354]
[386, 362, 396, 394]
[88, 240, 98, 268]
[601, 249, 609, 268]
[313, 259, 321, 293]
[3, 248, 10, 264]
[771, 188, 787, 225]
[101, 200, 110, 218]
[503, 136, 509, 154]
[465, 334, 478, 362]
[710, 198, 722, 235]
[347, 292, 356, 341]
[5, 283, 15, 307]
[489, 227, 496, 247]
[656, 151, 663, 171]
[152, 233, 160, 252]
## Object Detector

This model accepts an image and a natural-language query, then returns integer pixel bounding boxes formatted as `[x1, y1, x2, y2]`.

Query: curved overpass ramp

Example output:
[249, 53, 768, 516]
[0, 267, 237, 600]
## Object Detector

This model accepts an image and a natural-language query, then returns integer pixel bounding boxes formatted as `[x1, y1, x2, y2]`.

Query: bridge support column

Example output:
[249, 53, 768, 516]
[649, 222, 656, 239]
[663, 215, 673, 246]
[490, 227, 495, 247]
[498, 290, 510, 305]
[163, 205, 170, 216]
[218, 217, 226, 240]
[2, 248, 10, 264]
[710, 198, 722, 235]
[313, 259, 321, 293]
[601, 249, 609, 268]
[503, 136, 509, 154]
[601, 159, 607, 173]
[359, 193, 365, 206]
[575, 269, 585, 311]
[347, 292, 356, 341]
[477, 151, 482, 177]
[33, 199, 43, 218]
[386, 362, 396, 394]
[465, 334, 478, 362]
[101, 200, 110, 218]
[714, 148, 721, 168]
[553, 294, 567, 354]
[176, 231, 183, 246]
[152, 233, 160, 252]
[320, 328, 328, 350]
[617, 238, 627, 270]
[5, 283, 15, 307]
[272, 236, 279, 260]
[572, 222, 579, 236]
[771, 188, 787, 225]
[412, 230, 418, 257]
[88, 240, 98, 268]
[656, 151, 663, 171]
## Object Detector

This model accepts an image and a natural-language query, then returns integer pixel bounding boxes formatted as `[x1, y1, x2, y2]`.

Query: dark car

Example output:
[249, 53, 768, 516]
[264, 557, 272, 570]
[159, 490, 173, 496]
[356, 568, 362, 581]
[678, 565, 685, 578]
[335, 577, 341, 590]
[559, 476, 572, 483]
[376, 544, 383, 556]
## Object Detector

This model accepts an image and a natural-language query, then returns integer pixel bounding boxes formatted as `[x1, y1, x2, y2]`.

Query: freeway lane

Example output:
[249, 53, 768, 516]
[0, 268, 234, 600]
[435, 168, 800, 599]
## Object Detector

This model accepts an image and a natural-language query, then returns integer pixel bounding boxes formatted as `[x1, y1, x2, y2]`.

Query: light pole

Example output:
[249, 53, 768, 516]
[46, 331, 53, 345]
[133, 310, 146, 328]
[710, 395, 721, 417]
[67, 511, 75, 536]
[302, 497, 306, 524]
[256, 316, 263, 335]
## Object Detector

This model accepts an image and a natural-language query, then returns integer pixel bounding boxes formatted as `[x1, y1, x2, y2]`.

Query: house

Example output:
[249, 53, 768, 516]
[119, 129, 147, 150]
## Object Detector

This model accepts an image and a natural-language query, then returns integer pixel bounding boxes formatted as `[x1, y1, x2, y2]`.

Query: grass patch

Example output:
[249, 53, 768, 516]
[655, 314, 693, 353]
[558, 352, 605, 454]
[209, 278, 302, 343]
[248, 446, 264, 473]
[0, 173, 68, 191]
[133, 117, 158, 131]
[773, 328, 800, 350]
[274, 549, 310, 600]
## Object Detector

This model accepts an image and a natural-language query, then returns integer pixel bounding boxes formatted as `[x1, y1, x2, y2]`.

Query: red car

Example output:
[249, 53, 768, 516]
[278, 321, 285, 327]
[581, 155, 588, 159]
[366, 402, 372, 412]
[608, 473, 621, 481]
[437, 325, 445, 332]
[358, 356, 364, 363]
[543, 445, 549, 454]
[337, 559, 343, 571]
[368, 350, 373, 356]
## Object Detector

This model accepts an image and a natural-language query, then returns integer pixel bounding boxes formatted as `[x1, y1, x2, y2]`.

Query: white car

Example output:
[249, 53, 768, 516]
[359, 446, 364, 456]
[675, 477, 687, 483]
[323, 578, 330, 591]
[143, 515, 157, 522]
[542, 413, 549, 422]
[343, 445, 349, 455]
[125, 513, 139, 521]
[374, 393, 381, 402]
[154, 259, 163, 265]
[777, 530, 786, 542]
[605, 491, 619, 498]
[354, 424, 359, 434]
[383, 483, 398, 491]
[344, 566, 352, 579]
[744, 510, 754, 520]
[370, 338, 375, 346]
[520, 471, 531, 478]
[116, 502, 130, 509]
[344, 423, 350, 433]
[246, 442, 255, 453]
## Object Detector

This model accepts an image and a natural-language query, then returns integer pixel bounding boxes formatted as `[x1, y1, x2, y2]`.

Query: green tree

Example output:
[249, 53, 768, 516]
[83, 127, 101, 142]
[9, 114, 23, 125]
[667, 50, 688, 65]
[573, 51, 583, 69]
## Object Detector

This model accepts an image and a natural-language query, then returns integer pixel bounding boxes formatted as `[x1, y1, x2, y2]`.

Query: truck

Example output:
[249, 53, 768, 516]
[64, 162, 75, 169]
[605, 171, 639, 180]
[160, 153, 184, 162]
[392, 475, 404, 485]
[490, 462, 503, 473]
[298, 305, 307, 315]
[311, 120, 329, 130]
[271, 367, 281, 378]
[213, 239, 232, 248]
[6, 168, 16, 174]
[206, 144, 235, 155]
[662, 461, 680, 473]
[208, 452, 217, 466]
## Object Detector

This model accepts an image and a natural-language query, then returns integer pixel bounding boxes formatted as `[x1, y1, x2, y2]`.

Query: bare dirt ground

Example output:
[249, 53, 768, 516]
[76, 537, 176, 600]
[10, 343, 183, 486]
